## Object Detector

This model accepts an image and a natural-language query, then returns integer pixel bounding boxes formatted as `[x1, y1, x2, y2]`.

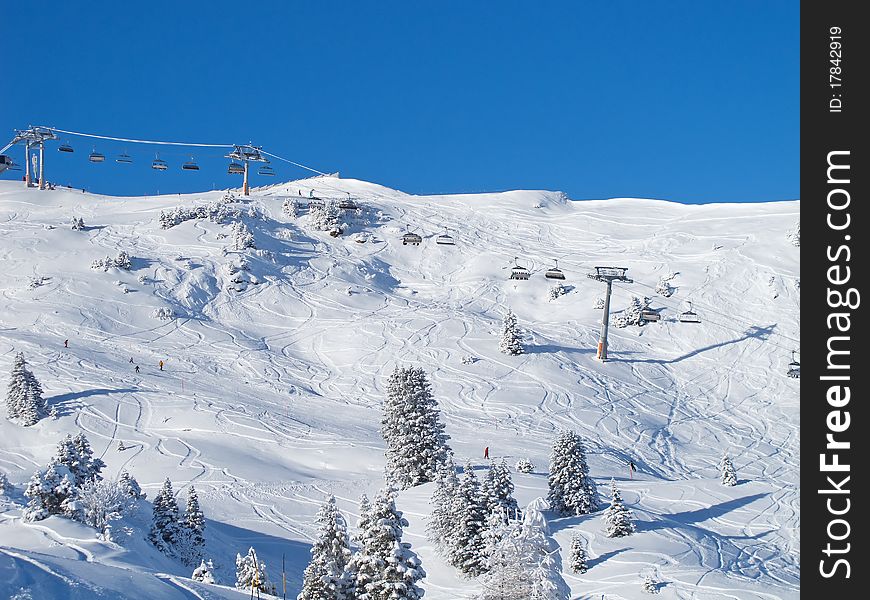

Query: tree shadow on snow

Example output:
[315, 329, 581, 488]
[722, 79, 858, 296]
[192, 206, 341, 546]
[587, 548, 629, 569]
[47, 387, 139, 416]
[616, 325, 777, 365]
[635, 493, 768, 532]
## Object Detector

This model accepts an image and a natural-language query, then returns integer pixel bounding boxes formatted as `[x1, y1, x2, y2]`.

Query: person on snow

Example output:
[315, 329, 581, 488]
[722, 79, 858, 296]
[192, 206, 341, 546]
[484, 446, 489, 459]
[64, 339, 68, 348]
[129, 357, 134, 363]
[134, 365, 140, 374]
[159, 360, 164, 371]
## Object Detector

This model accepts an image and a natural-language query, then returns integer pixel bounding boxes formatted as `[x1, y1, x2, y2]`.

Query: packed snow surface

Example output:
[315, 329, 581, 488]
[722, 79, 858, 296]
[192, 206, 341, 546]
[0, 178, 799, 598]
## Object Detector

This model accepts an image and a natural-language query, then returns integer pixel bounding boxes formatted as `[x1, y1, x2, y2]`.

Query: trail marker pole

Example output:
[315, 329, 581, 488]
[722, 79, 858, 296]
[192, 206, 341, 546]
[587, 267, 633, 361]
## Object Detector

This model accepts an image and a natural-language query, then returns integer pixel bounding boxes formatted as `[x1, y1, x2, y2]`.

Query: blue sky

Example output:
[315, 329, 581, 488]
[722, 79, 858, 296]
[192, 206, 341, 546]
[1, 1, 798, 203]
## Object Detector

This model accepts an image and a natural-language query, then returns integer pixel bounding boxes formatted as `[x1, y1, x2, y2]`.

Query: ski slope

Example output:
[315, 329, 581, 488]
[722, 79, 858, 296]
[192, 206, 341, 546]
[0, 178, 800, 599]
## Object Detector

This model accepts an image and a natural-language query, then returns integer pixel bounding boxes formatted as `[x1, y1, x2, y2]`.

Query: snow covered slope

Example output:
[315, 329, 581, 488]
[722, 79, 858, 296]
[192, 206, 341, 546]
[0, 178, 799, 599]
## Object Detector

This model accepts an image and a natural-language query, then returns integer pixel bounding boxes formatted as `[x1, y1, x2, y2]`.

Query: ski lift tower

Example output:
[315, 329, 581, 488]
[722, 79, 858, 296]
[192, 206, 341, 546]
[587, 266, 633, 361]
[2, 126, 58, 190]
[225, 144, 268, 196]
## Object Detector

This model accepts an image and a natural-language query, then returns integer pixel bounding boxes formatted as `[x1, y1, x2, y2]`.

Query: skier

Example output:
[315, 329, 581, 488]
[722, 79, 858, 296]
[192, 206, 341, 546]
[134, 365, 140, 374]
[64, 339, 68, 348]
[159, 360, 164, 371]
[484, 446, 489, 459]
[628, 460, 636, 480]
[129, 357, 134, 363]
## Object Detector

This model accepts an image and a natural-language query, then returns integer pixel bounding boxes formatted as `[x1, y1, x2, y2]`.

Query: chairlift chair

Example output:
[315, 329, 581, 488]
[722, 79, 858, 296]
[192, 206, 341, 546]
[152, 155, 168, 171]
[227, 161, 244, 175]
[339, 195, 358, 210]
[58, 142, 74, 153]
[641, 310, 661, 322]
[402, 232, 422, 246]
[116, 152, 133, 164]
[88, 149, 106, 163]
[545, 259, 566, 280]
[181, 157, 200, 171]
[787, 351, 800, 378]
[257, 164, 275, 176]
[509, 258, 531, 280]
[678, 302, 701, 323]
[436, 229, 455, 245]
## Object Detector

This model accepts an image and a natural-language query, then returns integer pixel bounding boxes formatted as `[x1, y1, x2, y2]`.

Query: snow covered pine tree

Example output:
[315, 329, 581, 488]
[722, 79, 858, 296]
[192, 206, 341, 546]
[426, 459, 459, 551]
[298, 495, 352, 600]
[721, 455, 738, 486]
[381, 366, 451, 489]
[343, 487, 425, 599]
[604, 479, 635, 538]
[449, 461, 488, 576]
[5, 352, 47, 426]
[499, 309, 525, 355]
[178, 485, 206, 566]
[482, 459, 519, 521]
[192, 559, 216, 584]
[569, 534, 588, 574]
[236, 547, 276, 595]
[547, 430, 597, 516]
[149, 478, 181, 555]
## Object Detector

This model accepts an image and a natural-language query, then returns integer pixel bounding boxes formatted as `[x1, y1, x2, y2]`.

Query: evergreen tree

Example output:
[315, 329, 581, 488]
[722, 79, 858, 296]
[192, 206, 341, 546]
[149, 478, 181, 554]
[603, 480, 635, 538]
[477, 522, 534, 600]
[518, 498, 570, 600]
[70, 433, 106, 485]
[381, 366, 451, 489]
[179, 486, 206, 566]
[346, 487, 425, 600]
[426, 461, 459, 550]
[5, 353, 46, 426]
[788, 221, 800, 247]
[515, 458, 534, 474]
[65, 477, 134, 540]
[0, 471, 9, 496]
[449, 461, 488, 576]
[547, 431, 597, 516]
[298, 495, 352, 600]
[231, 221, 255, 250]
[308, 199, 343, 234]
[721, 455, 738, 486]
[192, 559, 216, 584]
[118, 470, 146, 499]
[23, 462, 75, 521]
[569, 534, 588, 574]
[499, 309, 524, 355]
[236, 547, 276, 594]
[482, 460, 519, 521]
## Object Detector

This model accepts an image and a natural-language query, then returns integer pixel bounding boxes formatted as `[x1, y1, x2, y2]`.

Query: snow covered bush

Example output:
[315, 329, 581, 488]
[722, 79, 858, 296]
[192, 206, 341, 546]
[594, 296, 605, 310]
[342, 487, 425, 599]
[71, 216, 85, 230]
[192, 559, 216, 584]
[282, 198, 299, 219]
[152, 306, 174, 320]
[642, 574, 661, 594]
[91, 252, 133, 272]
[236, 547, 276, 595]
[0, 472, 9, 496]
[231, 221, 255, 251]
[308, 199, 343, 235]
[298, 495, 351, 600]
[547, 430, 597, 516]
[612, 296, 651, 328]
[569, 534, 588, 573]
[381, 366, 452, 489]
[159, 197, 240, 229]
[655, 275, 675, 297]
[499, 309, 524, 355]
[515, 458, 534, 473]
[5, 352, 47, 426]
[548, 283, 568, 301]
[461, 355, 478, 365]
[604, 479, 635, 537]
[721, 455, 738, 486]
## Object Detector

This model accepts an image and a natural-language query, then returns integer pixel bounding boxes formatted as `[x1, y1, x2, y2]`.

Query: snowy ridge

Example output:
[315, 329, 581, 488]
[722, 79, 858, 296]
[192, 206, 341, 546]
[0, 178, 799, 599]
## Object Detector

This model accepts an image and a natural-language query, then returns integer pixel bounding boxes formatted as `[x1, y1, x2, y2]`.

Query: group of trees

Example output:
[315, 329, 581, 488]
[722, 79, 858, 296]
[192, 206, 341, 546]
[5, 353, 47, 426]
[612, 296, 652, 328]
[296, 488, 425, 600]
[231, 221, 256, 251]
[308, 200, 344, 235]
[149, 478, 207, 567]
[22, 433, 144, 540]
[158, 195, 240, 229]
[91, 250, 133, 271]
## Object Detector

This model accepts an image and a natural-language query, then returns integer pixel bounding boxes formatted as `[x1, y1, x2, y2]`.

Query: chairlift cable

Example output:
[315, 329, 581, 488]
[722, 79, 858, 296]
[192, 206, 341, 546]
[49, 128, 234, 148]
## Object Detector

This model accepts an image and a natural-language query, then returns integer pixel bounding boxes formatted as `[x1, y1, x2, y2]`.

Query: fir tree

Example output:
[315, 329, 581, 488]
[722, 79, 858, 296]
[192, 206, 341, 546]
[23, 462, 75, 521]
[482, 459, 519, 521]
[381, 366, 451, 489]
[721, 455, 738, 486]
[547, 431, 597, 516]
[118, 470, 145, 499]
[231, 221, 255, 251]
[449, 462, 488, 576]
[308, 199, 343, 234]
[70, 433, 106, 485]
[515, 458, 534, 474]
[477, 522, 534, 600]
[65, 477, 134, 540]
[604, 480, 635, 538]
[499, 309, 524, 355]
[519, 498, 570, 600]
[5, 353, 46, 426]
[569, 534, 588, 574]
[0, 471, 9, 496]
[179, 486, 206, 566]
[298, 495, 352, 600]
[236, 547, 276, 594]
[426, 461, 459, 551]
[149, 478, 181, 554]
[346, 487, 425, 600]
[192, 559, 216, 584]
